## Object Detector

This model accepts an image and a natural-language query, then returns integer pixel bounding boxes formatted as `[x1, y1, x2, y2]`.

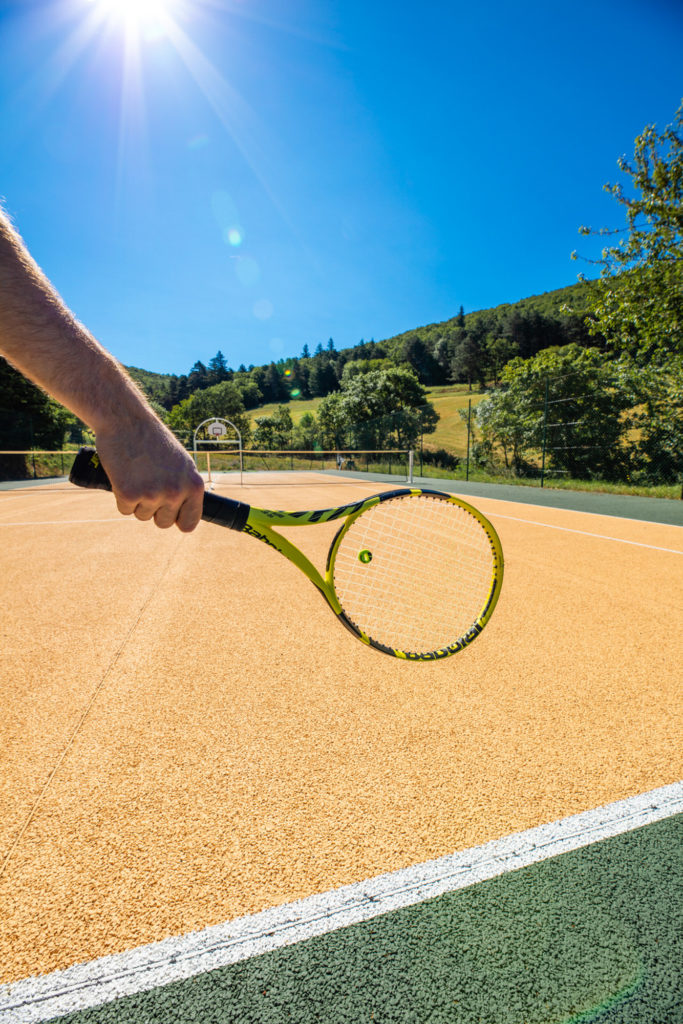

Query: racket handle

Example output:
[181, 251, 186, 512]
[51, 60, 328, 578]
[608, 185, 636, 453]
[69, 446, 111, 490]
[69, 446, 250, 532]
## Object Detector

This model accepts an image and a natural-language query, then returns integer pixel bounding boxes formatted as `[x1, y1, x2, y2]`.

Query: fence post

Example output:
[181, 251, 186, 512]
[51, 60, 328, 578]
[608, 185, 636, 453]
[465, 399, 471, 482]
[540, 377, 549, 488]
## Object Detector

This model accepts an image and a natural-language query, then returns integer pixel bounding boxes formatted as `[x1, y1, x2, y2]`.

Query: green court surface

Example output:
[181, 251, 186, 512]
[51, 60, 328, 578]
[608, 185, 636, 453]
[3, 796, 681, 1024]
[333, 472, 683, 527]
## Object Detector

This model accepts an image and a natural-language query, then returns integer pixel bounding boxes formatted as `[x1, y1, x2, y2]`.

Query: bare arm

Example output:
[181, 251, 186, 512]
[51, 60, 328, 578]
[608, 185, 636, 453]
[0, 209, 204, 531]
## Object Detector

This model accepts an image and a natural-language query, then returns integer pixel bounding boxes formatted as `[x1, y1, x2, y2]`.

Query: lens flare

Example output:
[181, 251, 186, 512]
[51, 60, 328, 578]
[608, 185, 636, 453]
[234, 256, 260, 287]
[253, 298, 273, 320]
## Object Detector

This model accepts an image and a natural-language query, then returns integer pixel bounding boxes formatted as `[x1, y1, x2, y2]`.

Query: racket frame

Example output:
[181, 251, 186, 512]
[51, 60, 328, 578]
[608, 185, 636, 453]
[243, 488, 503, 661]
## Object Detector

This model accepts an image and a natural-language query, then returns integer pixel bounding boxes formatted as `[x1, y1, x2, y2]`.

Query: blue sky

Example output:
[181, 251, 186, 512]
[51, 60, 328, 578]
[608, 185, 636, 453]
[0, 0, 681, 375]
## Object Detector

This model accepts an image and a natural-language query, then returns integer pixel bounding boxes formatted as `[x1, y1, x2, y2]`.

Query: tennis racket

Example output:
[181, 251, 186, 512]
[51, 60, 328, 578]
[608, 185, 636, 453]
[70, 446, 503, 661]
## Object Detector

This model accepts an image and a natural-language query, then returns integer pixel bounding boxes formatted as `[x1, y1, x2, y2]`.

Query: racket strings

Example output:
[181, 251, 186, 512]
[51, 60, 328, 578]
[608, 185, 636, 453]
[332, 494, 495, 654]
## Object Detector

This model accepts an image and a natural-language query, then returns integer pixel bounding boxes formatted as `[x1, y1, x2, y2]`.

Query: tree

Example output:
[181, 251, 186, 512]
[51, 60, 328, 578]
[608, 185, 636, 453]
[317, 392, 347, 448]
[0, 357, 76, 450]
[208, 350, 230, 384]
[333, 366, 437, 450]
[234, 379, 263, 409]
[308, 358, 337, 397]
[301, 344, 310, 359]
[575, 102, 683, 360]
[262, 362, 286, 403]
[340, 358, 392, 384]
[285, 357, 308, 398]
[626, 357, 683, 484]
[474, 345, 633, 480]
[253, 405, 293, 449]
[471, 388, 533, 474]
[398, 334, 440, 385]
[485, 335, 519, 386]
[451, 331, 485, 390]
[188, 360, 209, 391]
[166, 380, 251, 445]
[291, 411, 319, 450]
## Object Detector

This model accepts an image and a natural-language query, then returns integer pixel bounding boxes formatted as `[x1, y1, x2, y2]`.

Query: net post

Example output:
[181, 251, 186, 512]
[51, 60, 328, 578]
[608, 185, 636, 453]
[541, 377, 549, 488]
[408, 449, 414, 484]
[466, 399, 471, 481]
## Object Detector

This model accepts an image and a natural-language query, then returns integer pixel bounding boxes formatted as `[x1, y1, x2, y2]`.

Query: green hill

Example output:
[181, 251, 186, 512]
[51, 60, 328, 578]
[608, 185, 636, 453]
[244, 385, 487, 455]
[125, 277, 594, 457]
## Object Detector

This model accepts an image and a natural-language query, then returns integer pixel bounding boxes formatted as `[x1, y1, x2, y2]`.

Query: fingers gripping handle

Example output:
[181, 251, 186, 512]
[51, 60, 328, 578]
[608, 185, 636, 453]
[69, 446, 250, 531]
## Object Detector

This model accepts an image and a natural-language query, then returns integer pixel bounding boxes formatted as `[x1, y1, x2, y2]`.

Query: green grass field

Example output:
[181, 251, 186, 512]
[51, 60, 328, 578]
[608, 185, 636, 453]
[248, 397, 322, 426]
[422, 386, 486, 454]
[247, 385, 486, 455]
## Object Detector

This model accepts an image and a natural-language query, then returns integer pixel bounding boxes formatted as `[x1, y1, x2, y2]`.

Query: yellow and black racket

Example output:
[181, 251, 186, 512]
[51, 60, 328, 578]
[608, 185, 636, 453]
[70, 447, 503, 661]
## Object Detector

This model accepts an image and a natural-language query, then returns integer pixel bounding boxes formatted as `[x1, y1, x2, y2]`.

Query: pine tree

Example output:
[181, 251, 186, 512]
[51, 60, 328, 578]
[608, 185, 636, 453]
[208, 350, 230, 384]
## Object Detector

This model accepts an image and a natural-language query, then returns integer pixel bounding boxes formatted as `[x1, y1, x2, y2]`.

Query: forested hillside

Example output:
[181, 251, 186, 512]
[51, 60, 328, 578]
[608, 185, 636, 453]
[124, 278, 598, 414]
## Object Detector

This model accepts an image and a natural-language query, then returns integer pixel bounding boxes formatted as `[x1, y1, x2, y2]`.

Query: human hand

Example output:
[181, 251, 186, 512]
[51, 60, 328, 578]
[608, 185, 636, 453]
[96, 417, 205, 532]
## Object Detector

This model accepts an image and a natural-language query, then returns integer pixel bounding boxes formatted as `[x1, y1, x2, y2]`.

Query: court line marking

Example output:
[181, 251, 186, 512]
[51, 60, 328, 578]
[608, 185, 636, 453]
[1, 781, 681, 1023]
[487, 512, 683, 554]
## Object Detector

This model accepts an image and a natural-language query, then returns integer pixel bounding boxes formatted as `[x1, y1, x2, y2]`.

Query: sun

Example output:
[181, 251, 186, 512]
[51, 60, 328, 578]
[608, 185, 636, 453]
[87, 0, 179, 29]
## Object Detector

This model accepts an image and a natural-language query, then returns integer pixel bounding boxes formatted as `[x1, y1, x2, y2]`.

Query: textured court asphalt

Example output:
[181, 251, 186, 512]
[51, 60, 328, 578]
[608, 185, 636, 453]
[1, 473, 680, 1023]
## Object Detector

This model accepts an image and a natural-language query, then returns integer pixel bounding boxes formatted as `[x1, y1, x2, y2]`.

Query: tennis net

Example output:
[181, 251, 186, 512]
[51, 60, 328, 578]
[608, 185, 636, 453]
[194, 449, 413, 483]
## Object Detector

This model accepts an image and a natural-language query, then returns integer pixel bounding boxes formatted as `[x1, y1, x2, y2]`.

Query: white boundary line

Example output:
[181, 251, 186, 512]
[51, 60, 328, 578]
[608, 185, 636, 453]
[1, 781, 681, 1023]
[448, 488, 683, 530]
[487, 512, 683, 555]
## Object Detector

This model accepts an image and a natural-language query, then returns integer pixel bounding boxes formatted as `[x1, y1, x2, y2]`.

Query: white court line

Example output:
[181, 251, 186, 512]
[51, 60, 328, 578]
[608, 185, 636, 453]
[0, 781, 681, 1023]
[487, 512, 683, 555]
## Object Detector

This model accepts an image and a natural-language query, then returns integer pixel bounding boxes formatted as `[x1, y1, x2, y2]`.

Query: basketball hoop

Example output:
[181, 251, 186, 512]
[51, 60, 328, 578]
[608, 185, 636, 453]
[207, 420, 227, 439]
[193, 418, 243, 487]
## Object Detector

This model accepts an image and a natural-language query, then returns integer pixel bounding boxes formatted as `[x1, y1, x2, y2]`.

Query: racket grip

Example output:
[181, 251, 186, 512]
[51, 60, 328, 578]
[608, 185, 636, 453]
[69, 446, 112, 490]
[69, 446, 250, 531]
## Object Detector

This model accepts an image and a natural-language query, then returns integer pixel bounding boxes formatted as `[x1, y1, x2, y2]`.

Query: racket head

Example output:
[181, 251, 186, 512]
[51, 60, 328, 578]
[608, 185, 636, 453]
[326, 488, 503, 660]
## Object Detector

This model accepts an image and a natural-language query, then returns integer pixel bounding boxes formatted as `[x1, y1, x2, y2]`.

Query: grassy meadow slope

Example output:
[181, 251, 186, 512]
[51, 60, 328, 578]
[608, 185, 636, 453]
[246, 386, 487, 455]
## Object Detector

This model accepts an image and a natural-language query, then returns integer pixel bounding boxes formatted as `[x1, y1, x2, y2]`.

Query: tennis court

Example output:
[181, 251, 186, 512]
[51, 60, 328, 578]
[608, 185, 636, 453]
[0, 471, 681, 1023]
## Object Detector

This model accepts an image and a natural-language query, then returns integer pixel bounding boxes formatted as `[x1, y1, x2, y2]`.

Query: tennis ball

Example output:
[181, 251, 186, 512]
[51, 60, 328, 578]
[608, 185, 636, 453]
[358, 549, 373, 564]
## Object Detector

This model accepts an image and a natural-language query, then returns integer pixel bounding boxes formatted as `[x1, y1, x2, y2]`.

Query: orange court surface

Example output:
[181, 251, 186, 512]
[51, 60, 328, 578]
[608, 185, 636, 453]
[1, 473, 681, 990]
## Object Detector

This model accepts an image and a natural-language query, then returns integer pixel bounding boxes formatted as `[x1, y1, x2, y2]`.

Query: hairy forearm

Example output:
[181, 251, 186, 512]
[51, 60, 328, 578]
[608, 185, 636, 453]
[0, 211, 154, 433]
[0, 208, 204, 531]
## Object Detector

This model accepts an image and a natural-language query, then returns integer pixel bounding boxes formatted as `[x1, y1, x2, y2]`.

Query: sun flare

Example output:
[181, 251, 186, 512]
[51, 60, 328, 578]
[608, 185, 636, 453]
[88, 0, 178, 28]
